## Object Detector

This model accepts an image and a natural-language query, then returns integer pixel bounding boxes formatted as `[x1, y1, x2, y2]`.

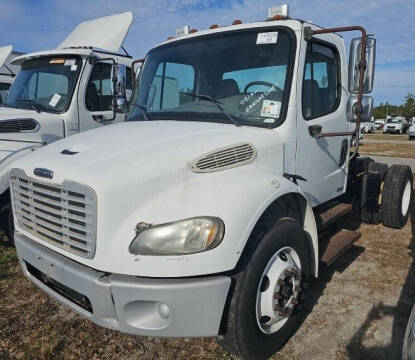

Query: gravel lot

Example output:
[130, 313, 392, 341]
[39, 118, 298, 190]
[1, 201, 415, 360]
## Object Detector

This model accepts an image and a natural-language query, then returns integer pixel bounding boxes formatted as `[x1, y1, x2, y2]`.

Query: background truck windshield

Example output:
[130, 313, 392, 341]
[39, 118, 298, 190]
[127, 27, 295, 127]
[5, 56, 81, 113]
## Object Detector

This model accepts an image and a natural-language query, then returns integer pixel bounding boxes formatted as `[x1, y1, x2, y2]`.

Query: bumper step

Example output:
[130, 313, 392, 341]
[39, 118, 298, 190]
[321, 229, 361, 266]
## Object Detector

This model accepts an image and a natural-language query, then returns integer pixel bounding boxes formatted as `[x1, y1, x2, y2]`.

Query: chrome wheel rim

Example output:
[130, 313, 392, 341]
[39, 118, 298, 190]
[402, 180, 412, 217]
[256, 247, 302, 334]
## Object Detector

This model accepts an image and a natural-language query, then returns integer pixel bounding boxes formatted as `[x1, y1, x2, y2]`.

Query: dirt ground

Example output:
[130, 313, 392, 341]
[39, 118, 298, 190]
[364, 133, 408, 141]
[1, 204, 415, 360]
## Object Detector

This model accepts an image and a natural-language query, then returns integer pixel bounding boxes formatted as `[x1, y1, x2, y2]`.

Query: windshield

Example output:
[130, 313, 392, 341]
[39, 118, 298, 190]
[387, 118, 400, 123]
[127, 27, 295, 128]
[4, 56, 82, 113]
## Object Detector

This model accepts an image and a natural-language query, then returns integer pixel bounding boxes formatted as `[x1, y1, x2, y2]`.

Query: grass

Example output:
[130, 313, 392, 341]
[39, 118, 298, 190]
[358, 142, 415, 158]
[364, 132, 408, 141]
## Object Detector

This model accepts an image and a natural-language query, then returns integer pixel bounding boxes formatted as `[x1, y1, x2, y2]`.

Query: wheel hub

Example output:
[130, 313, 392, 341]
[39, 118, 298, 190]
[256, 247, 302, 334]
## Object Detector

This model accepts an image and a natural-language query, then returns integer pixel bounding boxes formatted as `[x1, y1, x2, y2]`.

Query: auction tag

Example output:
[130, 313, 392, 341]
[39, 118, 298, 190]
[257, 32, 278, 44]
[49, 93, 61, 107]
[260, 100, 281, 118]
[71, 64, 78, 71]
[64, 59, 76, 66]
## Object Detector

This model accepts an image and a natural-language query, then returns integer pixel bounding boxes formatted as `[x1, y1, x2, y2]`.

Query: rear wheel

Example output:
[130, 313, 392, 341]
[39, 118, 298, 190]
[382, 165, 413, 229]
[218, 219, 311, 360]
[361, 162, 389, 224]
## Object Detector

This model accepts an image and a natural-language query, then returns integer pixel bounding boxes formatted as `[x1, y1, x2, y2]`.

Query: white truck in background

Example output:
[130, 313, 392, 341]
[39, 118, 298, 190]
[0, 12, 141, 240]
[0, 46, 23, 104]
[10, 5, 413, 360]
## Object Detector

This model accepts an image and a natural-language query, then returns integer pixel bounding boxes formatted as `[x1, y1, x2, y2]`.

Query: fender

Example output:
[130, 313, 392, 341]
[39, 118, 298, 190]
[234, 175, 319, 277]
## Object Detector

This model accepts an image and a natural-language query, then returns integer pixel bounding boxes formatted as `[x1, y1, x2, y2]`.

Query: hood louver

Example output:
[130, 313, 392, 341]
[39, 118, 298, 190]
[0, 118, 38, 133]
[190, 143, 257, 173]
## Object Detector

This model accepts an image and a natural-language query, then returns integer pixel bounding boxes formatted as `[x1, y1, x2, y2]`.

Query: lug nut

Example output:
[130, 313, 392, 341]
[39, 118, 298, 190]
[291, 269, 298, 277]
[278, 279, 285, 286]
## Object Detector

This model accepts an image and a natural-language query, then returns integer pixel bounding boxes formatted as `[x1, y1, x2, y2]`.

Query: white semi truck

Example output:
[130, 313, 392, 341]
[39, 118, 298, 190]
[10, 5, 413, 360]
[0, 45, 22, 104]
[0, 12, 139, 240]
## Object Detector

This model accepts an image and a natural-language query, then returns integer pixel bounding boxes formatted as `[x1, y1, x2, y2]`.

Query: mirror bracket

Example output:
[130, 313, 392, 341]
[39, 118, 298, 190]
[304, 26, 313, 41]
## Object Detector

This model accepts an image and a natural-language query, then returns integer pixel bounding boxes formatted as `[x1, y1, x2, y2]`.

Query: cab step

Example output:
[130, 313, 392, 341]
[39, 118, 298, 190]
[321, 229, 361, 266]
[316, 203, 352, 231]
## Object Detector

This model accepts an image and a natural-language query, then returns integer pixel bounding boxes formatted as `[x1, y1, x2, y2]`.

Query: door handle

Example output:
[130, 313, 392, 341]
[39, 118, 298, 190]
[308, 124, 322, 138]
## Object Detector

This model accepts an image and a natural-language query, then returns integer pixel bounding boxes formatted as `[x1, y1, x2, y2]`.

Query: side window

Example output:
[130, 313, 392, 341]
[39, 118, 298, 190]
[86, 63, 112, 112]
[302, 42, 340, 119]
[0, 83, 10, 104]
[148, 62, 195, 111]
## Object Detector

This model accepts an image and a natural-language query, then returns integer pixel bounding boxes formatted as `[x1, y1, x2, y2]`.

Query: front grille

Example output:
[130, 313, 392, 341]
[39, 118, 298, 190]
[11, 170, 97, 258]
[0, 118, 38, 132]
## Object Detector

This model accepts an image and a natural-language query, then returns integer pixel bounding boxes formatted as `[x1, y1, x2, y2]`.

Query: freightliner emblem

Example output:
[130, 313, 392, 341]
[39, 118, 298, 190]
[34, 168, 54, 179]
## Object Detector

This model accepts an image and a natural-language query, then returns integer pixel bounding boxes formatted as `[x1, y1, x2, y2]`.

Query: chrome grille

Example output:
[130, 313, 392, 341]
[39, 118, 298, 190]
[10, 170, 96, 259]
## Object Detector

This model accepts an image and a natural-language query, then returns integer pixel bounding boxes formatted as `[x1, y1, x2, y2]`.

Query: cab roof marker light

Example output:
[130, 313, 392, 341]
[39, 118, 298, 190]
[232, 20, 242, 25]
[190, 29, 198, 33]
[209, 24, 219, 29]
[267, 4, 289, 20]
[176, 25, 190, 36]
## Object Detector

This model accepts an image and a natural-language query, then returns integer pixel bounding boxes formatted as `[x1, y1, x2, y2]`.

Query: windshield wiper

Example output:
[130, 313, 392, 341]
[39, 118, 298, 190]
[182, 92, 241, 127]
[16, 99, 41, 113]
[131, 103, 150, 121]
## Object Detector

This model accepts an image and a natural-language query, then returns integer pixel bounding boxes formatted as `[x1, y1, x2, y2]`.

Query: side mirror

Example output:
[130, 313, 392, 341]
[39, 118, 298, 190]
[347, 95, 373, 122]
[348, 37, 376, 94]
[112, 64, 127, 113]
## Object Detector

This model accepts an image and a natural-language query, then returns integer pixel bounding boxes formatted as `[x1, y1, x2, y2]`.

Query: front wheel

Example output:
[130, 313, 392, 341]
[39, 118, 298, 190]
[218, 219, 311, 360]
[1, 201, 15, 245]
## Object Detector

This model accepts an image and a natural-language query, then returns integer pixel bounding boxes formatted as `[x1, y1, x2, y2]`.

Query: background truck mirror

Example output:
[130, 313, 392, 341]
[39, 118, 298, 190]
[113, 64, 127, 113]
[347, 95, 373, 122]
[348, 37, 376, 94]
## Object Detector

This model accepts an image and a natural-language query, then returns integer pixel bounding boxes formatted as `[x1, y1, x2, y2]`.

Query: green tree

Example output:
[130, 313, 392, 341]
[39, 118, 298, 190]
[403, 93, 415, 116]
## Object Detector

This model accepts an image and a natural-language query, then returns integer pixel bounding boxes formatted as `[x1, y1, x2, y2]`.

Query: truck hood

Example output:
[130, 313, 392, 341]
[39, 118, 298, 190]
[13, 120, 283, 186]
[0, 107, 65, 143]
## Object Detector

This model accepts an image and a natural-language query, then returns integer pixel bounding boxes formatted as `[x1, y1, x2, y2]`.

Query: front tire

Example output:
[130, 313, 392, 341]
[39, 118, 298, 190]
[382, 165, 413, 229]
[218, 219, 311, 360]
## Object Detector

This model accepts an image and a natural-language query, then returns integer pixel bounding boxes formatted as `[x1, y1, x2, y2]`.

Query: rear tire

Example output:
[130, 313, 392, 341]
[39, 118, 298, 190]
[218, 219, 311, 360]
[382, 165, 413, 229]
[361, 162, 389, 224]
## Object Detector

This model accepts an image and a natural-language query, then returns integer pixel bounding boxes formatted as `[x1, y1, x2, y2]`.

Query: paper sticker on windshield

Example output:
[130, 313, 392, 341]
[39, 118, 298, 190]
[260, 100, 281, 118]
[257, 32, 278, 44]
[49, 93, 61, 107]
[64, 59, 76, 66]
[70, 64, 77, 71]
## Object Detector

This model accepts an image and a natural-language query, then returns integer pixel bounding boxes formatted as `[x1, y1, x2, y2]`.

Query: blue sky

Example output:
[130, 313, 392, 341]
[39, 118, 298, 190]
[0, 0, 414, 105]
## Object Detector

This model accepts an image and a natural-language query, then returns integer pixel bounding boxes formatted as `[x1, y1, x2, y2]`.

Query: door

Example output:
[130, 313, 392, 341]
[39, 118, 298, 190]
[78, 61, 132, 132]
[295, 35, 349, 207]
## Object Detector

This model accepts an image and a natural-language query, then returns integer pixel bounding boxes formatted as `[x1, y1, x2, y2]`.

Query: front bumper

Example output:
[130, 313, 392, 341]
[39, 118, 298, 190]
[15, 232, 231, 337]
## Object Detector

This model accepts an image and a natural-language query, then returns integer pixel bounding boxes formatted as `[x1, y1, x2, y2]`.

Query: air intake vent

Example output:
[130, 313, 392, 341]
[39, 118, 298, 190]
[190, 143, 256, 173]
[0, 118, 38, 133]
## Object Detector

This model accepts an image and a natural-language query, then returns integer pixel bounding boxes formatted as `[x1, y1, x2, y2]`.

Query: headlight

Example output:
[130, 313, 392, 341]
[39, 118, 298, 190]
[129, 217, 225, 255]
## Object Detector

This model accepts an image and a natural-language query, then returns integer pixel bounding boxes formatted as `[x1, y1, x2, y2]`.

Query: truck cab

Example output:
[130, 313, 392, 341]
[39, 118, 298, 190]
[10, 5, 413, 360]
[0, 12, 138, 238]
[0, 45, 22, 104]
